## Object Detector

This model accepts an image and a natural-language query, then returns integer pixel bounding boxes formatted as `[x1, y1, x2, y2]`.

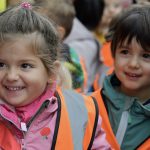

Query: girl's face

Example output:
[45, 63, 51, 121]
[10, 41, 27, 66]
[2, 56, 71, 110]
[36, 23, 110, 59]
[0, 36, 51, 107]
[114, 38, 150, 100]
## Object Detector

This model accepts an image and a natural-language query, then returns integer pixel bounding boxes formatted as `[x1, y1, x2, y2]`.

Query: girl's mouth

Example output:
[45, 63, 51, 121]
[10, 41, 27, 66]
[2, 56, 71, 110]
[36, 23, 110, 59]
[5, 86, 25, 91]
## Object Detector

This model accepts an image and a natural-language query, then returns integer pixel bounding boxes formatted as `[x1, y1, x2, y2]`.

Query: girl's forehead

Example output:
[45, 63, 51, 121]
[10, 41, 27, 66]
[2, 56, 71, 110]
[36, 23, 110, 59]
[0, 32, 45, 50]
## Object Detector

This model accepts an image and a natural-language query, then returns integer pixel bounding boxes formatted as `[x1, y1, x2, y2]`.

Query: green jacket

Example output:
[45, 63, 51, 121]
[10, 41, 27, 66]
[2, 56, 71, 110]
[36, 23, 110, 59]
[102, 74, 150, 150]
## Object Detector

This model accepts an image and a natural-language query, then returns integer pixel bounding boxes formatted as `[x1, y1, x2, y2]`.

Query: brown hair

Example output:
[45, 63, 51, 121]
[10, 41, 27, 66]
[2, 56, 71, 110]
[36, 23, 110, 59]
[111, 4, 150, 57]
[34, 0, 75, 38]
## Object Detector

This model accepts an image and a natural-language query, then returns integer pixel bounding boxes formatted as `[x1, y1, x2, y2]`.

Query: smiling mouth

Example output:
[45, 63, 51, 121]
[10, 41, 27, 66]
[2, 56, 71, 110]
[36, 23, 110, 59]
[5, 86, 25, 91]
[125, 72, 141, 78]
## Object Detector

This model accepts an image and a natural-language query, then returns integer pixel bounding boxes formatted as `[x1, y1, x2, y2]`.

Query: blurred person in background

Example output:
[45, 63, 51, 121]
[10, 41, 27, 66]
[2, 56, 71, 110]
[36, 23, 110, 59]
[95, 0, 133, 45]
[65, 0, 105, 93]
[34, 0, 84, 90]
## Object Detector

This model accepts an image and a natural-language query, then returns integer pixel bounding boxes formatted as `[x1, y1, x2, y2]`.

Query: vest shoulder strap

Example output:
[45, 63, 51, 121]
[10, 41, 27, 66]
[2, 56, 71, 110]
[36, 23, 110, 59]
[91, 89, 120, 150]
[82, 95, 99, 150]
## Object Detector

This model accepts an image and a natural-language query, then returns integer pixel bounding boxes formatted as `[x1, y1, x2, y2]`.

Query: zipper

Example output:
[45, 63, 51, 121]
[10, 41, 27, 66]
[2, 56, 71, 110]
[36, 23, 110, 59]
[0, 100, 50, 132]
[27, 100, 50, 128]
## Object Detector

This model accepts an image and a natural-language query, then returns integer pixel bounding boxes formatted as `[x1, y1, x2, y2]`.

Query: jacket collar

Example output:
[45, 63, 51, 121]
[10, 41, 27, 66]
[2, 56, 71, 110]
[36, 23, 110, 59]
[102, 74, 150, 116]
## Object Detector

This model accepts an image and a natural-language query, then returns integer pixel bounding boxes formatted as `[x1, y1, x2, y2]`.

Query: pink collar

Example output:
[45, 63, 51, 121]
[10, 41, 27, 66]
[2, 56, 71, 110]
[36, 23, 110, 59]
[15, 86, 55, 123]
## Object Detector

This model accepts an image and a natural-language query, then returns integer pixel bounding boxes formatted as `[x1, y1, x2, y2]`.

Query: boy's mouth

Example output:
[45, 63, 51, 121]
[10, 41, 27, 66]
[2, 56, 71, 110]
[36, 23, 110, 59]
[125, 72, 142, 80]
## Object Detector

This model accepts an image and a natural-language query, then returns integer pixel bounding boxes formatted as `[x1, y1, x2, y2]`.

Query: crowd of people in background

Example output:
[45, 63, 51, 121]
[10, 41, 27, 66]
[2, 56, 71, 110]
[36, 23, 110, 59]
[0, 0, 150, 149]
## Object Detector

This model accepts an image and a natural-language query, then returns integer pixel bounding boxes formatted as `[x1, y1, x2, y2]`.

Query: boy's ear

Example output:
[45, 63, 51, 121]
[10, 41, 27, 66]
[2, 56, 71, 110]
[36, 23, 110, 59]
[57, 26, 66, 40]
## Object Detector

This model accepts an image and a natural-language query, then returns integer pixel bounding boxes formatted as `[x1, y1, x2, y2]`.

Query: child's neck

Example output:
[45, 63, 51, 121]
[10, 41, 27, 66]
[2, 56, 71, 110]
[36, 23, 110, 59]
[120, 86, 150, 103]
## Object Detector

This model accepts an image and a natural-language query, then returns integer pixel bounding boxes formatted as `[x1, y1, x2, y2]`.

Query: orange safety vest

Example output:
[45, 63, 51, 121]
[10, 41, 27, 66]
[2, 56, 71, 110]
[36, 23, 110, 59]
[91, 89, 150, 150]
[54, 88, 99, 150]
[0, 88, 99, 150]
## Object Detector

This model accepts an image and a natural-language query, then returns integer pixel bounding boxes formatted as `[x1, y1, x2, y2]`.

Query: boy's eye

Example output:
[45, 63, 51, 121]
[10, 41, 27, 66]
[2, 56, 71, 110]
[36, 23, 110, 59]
[21, 63, 33, 69]
[143, 53, 150, 59]
[120, 49, 129, 55]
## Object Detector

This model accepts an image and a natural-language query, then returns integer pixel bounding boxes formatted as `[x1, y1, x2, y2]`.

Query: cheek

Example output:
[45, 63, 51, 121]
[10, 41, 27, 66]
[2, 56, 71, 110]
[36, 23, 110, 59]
[142, 65, 150, 75]
[114, 57, 125, 73]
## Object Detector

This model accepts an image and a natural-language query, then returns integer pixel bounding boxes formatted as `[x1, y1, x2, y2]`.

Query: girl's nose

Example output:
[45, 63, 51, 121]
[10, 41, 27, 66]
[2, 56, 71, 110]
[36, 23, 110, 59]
[6, 68, 19, 81]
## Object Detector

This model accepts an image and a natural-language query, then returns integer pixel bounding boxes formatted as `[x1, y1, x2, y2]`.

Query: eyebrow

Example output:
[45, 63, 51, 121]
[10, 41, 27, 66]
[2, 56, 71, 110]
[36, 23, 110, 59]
[118, 44, 130, 49]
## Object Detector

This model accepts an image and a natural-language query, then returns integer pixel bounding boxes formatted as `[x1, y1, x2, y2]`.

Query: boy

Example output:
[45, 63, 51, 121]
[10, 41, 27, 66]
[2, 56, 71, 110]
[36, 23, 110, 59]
[92, 4, 150, 150]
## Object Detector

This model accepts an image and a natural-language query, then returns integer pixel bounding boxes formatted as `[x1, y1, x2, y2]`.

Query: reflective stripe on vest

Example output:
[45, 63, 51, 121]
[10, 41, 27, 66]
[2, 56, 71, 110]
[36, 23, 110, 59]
[53, 88, 98, 150]
[91, 89, 120, 150]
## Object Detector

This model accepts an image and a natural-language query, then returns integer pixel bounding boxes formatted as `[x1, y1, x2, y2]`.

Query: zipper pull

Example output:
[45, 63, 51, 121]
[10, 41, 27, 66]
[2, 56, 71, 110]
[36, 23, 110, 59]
[21, 122, 27, 132]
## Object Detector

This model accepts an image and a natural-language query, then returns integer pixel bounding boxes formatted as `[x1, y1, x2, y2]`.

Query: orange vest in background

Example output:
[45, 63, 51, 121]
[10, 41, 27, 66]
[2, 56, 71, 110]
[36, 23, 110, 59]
[76, 57, 88, 93]
[100, 41, 114, 68]
[93, 41, 114, 91]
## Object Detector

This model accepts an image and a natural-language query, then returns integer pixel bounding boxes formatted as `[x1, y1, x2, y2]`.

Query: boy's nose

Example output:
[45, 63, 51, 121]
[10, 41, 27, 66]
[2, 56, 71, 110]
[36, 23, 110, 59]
[128, 56, 140, 69]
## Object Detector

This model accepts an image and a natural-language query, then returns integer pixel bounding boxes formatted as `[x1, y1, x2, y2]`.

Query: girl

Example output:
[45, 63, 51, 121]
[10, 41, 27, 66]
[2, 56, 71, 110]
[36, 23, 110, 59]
[0, 2, 111, 150]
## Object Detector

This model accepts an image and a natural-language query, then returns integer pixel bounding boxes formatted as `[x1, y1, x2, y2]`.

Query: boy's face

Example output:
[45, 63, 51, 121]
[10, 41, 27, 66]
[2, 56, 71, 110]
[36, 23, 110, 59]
[114, 38, 150, 100]
[0, 36, 50, 107]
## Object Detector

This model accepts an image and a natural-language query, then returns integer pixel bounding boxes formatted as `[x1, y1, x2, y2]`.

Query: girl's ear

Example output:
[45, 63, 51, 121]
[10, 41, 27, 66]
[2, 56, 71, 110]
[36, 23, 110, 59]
[54, 60, 61, 70]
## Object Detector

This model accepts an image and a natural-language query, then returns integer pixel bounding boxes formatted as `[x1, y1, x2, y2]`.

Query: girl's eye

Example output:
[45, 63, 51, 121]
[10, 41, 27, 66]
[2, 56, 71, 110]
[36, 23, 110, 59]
[0, 62, 6, 68]
[21, 63, 33, 69]
[143, 53, 150, 59]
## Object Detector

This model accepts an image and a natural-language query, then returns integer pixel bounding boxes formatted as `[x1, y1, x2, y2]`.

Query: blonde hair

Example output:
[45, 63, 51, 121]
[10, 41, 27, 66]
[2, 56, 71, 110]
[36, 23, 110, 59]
[57, 63, 72, 89]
